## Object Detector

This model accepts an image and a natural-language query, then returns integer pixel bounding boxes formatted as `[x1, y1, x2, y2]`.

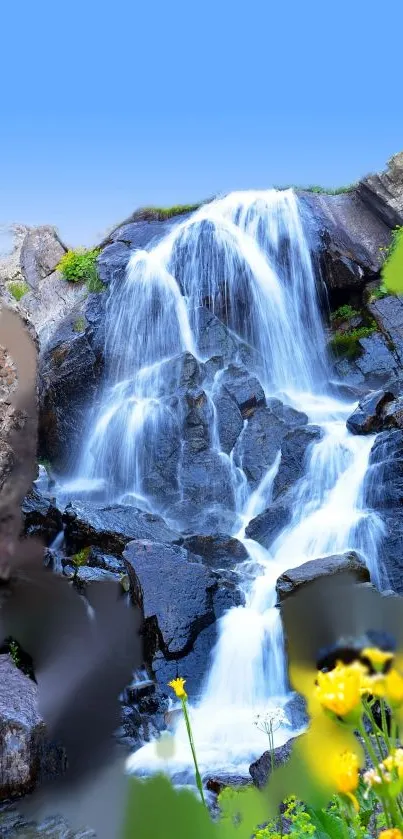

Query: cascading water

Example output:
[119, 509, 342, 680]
[64, 190, 386, 778]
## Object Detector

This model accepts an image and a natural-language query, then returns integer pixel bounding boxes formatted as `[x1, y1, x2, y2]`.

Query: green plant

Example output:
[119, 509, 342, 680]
[71, 547, 91, 568]
[168, 677, 206, 806]
[8, 279, 29, 301]
[369, 281, 389, 302]
[329, 325, 377, 359]
[57, 248, 105, 292]
[73, 316, 86, 333]
[381, 227, 403, 295]
[274, 184, 356, 195]
[132, 203, 203, 221]
[330, 305, 360, 323]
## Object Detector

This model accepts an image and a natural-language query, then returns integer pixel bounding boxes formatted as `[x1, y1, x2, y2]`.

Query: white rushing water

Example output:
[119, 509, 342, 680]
[66, 190, 386, 778]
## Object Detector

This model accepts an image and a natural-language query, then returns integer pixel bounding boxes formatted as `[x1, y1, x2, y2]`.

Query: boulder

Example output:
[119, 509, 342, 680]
[96, 241, 131, 287]
[21, 272, 88, 349]
[275, 551, 370, 603]
[0, 655, 65, 801]
[212, 386, 244, 454]
[245, 502, 291, 548]
[182, 534, 248, 568]
[272, 425, 322, 500]
[123, 541, 216, 658]
[193, 307, 258, 368]
[368, 296, 403, 368]
[357, 151, 403, 229]
[39, 326, 102, 471]
[19, 226, 66, 290]
[178, 448, 236, 510]
[21, 486, 63, 545]
[346, 389, 395, 434]
[63, 502, 181, 555]
[249, 737, 299, 789]
[235, 406, 291, 489]
[218, 364, 265, 418]
[300, 191, 390, 291]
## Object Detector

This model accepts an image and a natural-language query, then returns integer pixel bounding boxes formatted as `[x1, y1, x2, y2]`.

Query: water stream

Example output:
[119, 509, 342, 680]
[62, 190, 385, 778]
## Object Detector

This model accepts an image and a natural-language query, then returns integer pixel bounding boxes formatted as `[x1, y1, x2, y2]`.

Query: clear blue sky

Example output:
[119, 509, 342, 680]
[1, 1, 402, 247]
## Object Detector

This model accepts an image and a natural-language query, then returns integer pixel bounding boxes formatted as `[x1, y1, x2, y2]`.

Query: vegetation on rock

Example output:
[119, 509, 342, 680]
[131, 203, 204, 221]
[73, 316, 86, 333]
[57, 247, 105, 292]
[330, 304, 360, 323]
[275, 184, 356, 195]
[382, 227, 403, 295]
[329, 325, 377, 359]
[8, 279, 29, 301]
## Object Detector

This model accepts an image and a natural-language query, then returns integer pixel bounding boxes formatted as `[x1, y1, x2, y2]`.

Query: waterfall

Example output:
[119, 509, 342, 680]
[63, 190, 385, 778]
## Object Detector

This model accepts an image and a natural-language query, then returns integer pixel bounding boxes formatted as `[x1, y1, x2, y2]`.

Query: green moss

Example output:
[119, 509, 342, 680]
[330, 304, 360, 322]
[71, 547, 91, 568]
[57, 248, 106, 293]
[8, 280, 29, 301]
[131, 203, 203, 221]
[73, 316, 86, 333]
[369, 280, 389, 302]
[329, 325, 377, 359]
[274, 184, 356, 195]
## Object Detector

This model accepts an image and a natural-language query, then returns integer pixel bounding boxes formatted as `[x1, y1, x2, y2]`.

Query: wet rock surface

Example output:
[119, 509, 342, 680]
[0, 656, 65, 802]
[63, 501, 182, 554]
[249, 737, 300, 789]
[276, 551, 370, 602]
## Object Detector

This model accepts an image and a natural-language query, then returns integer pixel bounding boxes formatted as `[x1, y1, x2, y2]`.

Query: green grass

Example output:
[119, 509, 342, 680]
[131, 203, 203, 221]
[274, 184, 356, 195]
[73, 316, 86, 333]
[329, 325, 377, 359]
[8, 279, 29, 301]
[330, 304, 360, 322]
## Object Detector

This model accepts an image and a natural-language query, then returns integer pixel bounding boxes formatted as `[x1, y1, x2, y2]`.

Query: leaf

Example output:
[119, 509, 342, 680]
[306, 807, 346, 839]
[122, 774, 219, 839]
[381, 226, 403, 294]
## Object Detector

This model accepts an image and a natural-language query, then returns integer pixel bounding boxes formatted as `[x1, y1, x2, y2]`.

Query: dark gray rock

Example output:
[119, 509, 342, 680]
[249, 737, 299, 789]
[276, 551, 370, 602]
[178, 448, 235, 510]
[96, 242, 131, 287]
[39, 328, 101, 472]
[182, 389, 213, 453]
[357, 151, 403, 229]
[0, 655, 65, 802]
[123, 541, 216, 658]
[272, 425, 322, 500]
[72, 566, 122, 594]
[63, 502, 181, 555]
[355, 333, 400, 384]
[20, 227, 66, 290]
[182, 534, 248, 568]
[236, 403, 309, 490]
[193, 307, 259, 368]
[245, 502, 291, 548]
[84, 292, 107, 361]
[86, 548, 125, 574]
[376, 510, 403, 594]
[158, 352, 204, 395]
[21, 486, 63, 545]
[382, 397, 403, 429]
[300, 191, 390, 291]
[104, 214, 190, 249]
[219, 364, 265, 418]
[212, 386, 244, 454]
[346, 389, 395, 434]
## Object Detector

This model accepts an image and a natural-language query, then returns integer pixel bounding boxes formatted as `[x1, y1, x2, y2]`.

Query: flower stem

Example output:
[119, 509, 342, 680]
[181, 697, 206, 806]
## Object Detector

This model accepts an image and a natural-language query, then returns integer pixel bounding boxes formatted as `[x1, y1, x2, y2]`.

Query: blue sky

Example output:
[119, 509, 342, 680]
[1, 1, 402, 247]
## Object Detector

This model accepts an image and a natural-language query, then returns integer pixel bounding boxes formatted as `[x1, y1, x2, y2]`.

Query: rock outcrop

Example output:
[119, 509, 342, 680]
[275, 551, 370, 602]
[0, 655, 65, 801]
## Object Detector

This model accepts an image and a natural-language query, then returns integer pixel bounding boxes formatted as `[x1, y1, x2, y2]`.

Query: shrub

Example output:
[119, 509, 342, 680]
[330, 304, 360, 322]
[369, 281, 389, 302]
[8, 280, 29, 301]
[131, 203, 202, 221]
[329, 325, 377, 359]
[57, 248, 105, 292]
[71, 547, 91, 568]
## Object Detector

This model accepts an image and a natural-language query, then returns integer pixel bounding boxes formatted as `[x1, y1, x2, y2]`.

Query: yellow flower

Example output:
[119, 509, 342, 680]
[384, 669, 403, 707]
[378, 830, 403, 839]
[364, 767, 391, 787]
[383, 749, 403, 778]
[361, 647, 394, 673]
[329, 750, 360, 811]
[168, 677, 187, 699]
[316, 662, 364, 720]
